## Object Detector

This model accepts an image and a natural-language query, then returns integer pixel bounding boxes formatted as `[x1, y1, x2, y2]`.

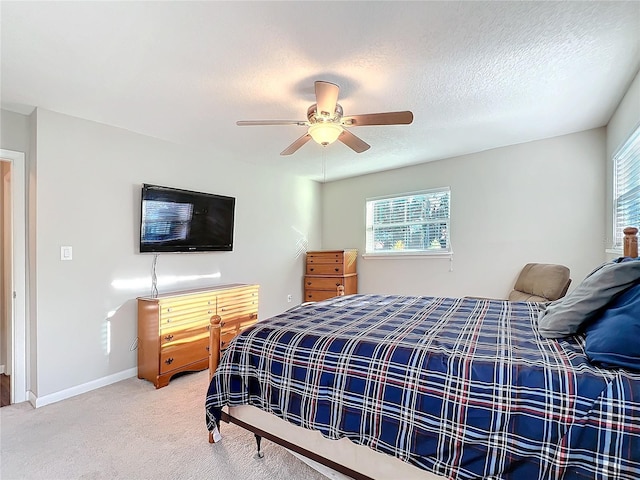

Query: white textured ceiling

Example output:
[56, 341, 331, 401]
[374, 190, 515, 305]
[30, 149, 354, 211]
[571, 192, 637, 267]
[2, 1, 639, 182]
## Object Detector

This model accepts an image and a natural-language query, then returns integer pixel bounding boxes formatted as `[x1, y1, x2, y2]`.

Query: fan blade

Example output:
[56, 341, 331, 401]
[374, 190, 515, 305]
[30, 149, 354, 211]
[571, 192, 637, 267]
[237, 120, 307, 126]
[338, 129, 370, 153]
[315, 81, 340, 117]
[342, 111, 413, 126]
[281, 133, 312, 155]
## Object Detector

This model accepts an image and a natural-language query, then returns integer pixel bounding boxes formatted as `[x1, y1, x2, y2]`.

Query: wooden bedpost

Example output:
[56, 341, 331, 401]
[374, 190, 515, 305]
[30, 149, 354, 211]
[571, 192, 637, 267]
[624, 227, 638, 258]
[209, 314, 222, 381]
[208, 314, 222, 444]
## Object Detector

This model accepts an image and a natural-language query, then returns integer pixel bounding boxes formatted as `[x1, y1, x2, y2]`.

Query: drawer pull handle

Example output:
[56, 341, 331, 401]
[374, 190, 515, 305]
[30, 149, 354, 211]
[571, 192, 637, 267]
[166, 308, 172, 312]
[220, 321, 225, 327]
[221, 341, 227, 348]
[335, 268, 339, 272]
[307, 282, 312, 286]
[164, 334, 174, 341]
[206, 346, 210, 352]
[165, 358, 174, 365]
[309, 268, 314, 272]
[166, 318, 171, 323]
[221, 307, 226, 311]
[250, 313, 257, 319]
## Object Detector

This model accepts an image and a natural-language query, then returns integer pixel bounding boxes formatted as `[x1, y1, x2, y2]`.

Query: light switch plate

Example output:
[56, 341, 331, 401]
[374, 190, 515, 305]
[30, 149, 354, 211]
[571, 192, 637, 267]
[61, 246, 72, 260]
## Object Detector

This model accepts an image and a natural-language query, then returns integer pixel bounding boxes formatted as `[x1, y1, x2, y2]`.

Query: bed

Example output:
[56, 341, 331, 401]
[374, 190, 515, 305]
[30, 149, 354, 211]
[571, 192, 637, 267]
[205, 259, 640, 479]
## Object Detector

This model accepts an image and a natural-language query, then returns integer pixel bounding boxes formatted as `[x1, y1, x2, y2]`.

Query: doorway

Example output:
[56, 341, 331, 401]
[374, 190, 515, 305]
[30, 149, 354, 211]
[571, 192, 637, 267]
[0, 149, 27, 405]
[1, 160, 11, 405]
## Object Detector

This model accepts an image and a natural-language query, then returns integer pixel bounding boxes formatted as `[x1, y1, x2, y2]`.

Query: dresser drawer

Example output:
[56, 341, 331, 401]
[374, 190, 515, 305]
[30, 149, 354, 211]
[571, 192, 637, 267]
[304, 290, 341, 302]
[219, 312, 259, 349]
[304, 276, 347, 290]
[218, 301, 258, 319]
[220, 330, 237, 350]
[160, 324, 209, 345]
[306, 252, 346, 264]
[160, 337, 210, 374]
[306, 250, 357, 275]
[157, 295, 216, 315]
[217, 288, 258, 308]
[220, 316, 257, 333]
[159, 301, 215, 328]
[306, 263, 347, 275]
[160, 310, 212, 330]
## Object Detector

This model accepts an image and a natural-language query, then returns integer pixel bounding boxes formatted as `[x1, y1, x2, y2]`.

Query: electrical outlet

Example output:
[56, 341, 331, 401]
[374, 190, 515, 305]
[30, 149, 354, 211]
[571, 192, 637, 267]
[287, 294, 292, 303]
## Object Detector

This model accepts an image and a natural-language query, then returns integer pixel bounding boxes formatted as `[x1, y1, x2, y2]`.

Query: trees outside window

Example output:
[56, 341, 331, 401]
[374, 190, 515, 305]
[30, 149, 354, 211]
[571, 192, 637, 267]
[366, 188, 450, 255]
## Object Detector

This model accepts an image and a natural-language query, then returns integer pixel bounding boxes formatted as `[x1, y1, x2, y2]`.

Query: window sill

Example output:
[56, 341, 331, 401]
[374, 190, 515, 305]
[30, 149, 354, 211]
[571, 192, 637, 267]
[605, 248, 623, 256]
[362, 251, 453, 259]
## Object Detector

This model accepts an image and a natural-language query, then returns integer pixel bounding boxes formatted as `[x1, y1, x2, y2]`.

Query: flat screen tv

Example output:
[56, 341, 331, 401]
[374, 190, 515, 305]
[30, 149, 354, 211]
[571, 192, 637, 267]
[139, 184, 235, 253]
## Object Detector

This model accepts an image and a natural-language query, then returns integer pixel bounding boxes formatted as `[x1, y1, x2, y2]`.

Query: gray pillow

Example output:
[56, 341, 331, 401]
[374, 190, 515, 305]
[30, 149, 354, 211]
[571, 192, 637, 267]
[537, 259, 640, 338]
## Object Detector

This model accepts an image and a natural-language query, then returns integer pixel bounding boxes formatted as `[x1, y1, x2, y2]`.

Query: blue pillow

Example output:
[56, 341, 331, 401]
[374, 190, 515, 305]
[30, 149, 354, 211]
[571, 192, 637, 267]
[584, 282, 640, 371]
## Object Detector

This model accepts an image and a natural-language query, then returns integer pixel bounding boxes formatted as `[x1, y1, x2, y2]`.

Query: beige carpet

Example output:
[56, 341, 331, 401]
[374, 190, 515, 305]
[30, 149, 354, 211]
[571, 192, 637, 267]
[0, 370, 330, 480]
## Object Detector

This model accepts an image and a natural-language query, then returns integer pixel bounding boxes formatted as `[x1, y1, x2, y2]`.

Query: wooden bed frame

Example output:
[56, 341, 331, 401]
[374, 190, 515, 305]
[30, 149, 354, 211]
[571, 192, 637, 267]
[206, 227, 639, 479]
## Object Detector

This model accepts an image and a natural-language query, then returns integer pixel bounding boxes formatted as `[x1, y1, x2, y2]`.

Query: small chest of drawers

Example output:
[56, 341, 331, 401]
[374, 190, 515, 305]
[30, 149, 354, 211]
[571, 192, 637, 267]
[304, 250, 358, 302]
[137, 283, 259, 388]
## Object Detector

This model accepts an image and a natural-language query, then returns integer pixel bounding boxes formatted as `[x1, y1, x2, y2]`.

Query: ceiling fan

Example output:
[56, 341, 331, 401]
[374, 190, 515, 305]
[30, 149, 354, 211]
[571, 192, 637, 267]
[236, 81, 414, 155]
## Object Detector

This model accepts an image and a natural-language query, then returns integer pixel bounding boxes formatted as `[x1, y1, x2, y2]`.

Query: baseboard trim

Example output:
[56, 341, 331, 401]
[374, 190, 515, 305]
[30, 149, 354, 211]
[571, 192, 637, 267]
[31, 368, 138, 408]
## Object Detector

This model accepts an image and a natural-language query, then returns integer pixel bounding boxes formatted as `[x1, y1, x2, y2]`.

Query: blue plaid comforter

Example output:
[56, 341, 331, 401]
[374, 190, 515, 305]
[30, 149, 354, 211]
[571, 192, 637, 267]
[205, 294, 640, 479]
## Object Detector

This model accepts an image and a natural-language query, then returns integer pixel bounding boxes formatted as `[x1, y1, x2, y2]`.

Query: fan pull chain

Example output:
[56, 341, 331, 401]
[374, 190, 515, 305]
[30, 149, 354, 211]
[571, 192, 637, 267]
[322, 150, 327, 184]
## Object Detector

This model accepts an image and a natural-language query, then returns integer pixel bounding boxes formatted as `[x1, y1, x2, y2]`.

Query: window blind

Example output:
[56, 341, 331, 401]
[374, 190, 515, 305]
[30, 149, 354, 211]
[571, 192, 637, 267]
[613, 125, 640, 249]
[366, 188, 450, 255]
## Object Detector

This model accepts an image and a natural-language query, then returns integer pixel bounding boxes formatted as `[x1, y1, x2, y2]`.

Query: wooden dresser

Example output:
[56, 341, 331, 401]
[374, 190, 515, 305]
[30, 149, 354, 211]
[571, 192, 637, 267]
[304, 250, 358, 302]
[137, 283, 259, 388]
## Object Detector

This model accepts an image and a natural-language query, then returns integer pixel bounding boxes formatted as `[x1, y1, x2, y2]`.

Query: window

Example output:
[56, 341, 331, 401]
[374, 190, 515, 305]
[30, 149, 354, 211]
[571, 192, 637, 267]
[365, 188, 451, 255]
[613, 125, 640, 249]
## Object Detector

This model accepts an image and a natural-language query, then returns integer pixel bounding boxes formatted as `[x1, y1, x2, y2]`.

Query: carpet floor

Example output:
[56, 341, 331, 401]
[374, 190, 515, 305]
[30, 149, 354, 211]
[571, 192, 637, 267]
[0, 370, 331, 480]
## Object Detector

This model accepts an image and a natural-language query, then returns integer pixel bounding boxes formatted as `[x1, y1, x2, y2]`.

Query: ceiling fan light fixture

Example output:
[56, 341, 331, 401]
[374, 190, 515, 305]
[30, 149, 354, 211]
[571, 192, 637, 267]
[308, 123, 343, 146]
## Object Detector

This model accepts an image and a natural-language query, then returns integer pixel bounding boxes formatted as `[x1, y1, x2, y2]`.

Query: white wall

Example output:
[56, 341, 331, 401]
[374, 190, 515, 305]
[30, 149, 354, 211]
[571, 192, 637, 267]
[0, 162, 6, 372]
[606, 68, 640, 252]
[0, 110, 30, 154]
[322, 129, 606, 298]
[28, 108, 321, 399]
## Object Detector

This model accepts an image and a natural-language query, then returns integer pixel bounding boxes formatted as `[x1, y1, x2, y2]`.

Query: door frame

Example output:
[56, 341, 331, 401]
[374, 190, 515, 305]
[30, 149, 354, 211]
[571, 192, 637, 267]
[1, 149, 27, 404]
